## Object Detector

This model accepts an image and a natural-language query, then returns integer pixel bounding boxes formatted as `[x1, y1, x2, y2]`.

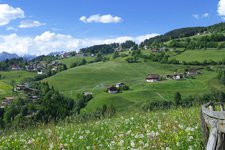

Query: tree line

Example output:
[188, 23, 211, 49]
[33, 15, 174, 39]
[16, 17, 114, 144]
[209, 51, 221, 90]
[141, 90, 225, 112]
[0, 58, 28, 71]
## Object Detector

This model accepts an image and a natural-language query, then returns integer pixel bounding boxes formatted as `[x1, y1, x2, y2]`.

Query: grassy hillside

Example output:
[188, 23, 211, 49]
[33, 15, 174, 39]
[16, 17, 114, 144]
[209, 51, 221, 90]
[170, 49, 225, 62]
[0, 82, 11, 99]
[0, 71, 36, 99]
[59, 56, 95, 68]
[0, 107, 202, 149]
[44, 57, 219, 112]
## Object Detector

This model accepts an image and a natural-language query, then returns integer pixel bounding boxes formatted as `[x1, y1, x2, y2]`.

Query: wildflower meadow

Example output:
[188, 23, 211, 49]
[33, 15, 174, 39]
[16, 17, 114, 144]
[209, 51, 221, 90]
[0, 107, 203, 149]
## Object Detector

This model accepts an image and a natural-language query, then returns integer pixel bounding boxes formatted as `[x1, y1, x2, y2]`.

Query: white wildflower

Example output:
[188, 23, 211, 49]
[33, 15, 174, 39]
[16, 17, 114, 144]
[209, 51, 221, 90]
[188, 145, 193, 150]
[118, 140, 124, 146]
[158, 124, 161, 129]
[49, 142, 54, 149]
[79, 136, 84, 139]
[130, 140, 135, 148]
[85, 130, 90, 134]
[188, 136, 193, 141]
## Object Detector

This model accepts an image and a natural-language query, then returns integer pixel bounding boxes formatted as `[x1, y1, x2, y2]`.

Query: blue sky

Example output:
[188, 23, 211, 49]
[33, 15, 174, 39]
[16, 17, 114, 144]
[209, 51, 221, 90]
[0, 0, 224, 55]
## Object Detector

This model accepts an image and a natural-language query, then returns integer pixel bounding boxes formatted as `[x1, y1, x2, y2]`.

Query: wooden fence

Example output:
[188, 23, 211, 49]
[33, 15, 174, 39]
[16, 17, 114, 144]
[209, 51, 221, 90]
[201, 102, 225, 150]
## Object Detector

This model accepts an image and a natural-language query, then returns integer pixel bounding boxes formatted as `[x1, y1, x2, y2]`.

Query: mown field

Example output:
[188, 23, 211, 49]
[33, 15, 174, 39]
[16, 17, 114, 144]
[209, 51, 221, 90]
[0, 107, 203, 150]
[0, 71, 36, 99]
[44, 57, 220, 112]
[170, 49, 225, 62]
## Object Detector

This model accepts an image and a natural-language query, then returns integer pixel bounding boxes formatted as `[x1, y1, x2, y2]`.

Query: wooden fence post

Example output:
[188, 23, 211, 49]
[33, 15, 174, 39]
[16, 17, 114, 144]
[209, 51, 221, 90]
[201, 102, 225, 150]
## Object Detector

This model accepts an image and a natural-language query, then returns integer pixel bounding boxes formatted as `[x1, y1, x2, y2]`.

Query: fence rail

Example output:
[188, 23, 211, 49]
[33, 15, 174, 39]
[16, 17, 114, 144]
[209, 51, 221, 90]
[201, 102, 225, 150]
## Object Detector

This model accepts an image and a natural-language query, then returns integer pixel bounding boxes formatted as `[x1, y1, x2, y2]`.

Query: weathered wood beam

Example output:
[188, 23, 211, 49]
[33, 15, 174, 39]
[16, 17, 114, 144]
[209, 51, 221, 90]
[201, 102, 225, 149]
[202, 105, 225, 120]
[216, 132, 225, 150]
[209, 104, 215, 111]
[200, 110, 209, 147]
[220, 104, 224, 111]
[206, 127, 218, 150]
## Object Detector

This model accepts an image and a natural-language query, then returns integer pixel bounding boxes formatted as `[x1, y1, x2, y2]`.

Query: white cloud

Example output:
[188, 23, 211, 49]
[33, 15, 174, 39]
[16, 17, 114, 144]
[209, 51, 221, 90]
[193, 13, 209, 19]
[0, 32, 158, 56]
[202, 13, 209, 18]
[19, 20, 45, 28]
[193, 14, 199, 19]
[6, 26, 17, 31]
[135, 34, 160, 44]
[80, 14, 122, 23]
[103, 34, 159, 44]
[0, 33, 33, 55]
[218, 0, 225, 16]
[0, 4, 24, 26]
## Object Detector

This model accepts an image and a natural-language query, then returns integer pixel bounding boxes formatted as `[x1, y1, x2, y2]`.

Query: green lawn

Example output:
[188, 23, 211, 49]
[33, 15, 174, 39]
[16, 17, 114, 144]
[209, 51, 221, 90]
[44, 58, 220, 112]
[170, 49, 225, 62]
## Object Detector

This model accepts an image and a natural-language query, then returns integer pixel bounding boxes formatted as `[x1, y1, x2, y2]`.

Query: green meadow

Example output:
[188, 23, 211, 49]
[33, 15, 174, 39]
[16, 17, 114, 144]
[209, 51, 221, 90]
[170, 49, 225, 62]
[0, 82, 11, 99]
[0, 107, 202, 149]
[59, 56, 96, 68]
[0, 71, 36, 99]
[44, 57, 220, 112]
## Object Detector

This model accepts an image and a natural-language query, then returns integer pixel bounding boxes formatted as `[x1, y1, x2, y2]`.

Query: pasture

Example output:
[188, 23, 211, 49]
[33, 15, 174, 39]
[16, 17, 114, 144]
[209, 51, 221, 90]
[170, 49, 225, 62]
[44, 58, 219, 112]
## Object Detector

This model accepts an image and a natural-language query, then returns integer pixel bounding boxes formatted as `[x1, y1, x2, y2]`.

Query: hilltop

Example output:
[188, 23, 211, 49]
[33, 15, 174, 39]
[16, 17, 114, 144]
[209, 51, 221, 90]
[140, 22, 225, 48]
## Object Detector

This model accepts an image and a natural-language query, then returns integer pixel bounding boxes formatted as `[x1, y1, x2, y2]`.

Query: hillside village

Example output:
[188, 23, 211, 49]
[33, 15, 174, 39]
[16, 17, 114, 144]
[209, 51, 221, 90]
[0, 22, 225, 149]
[2, 0, 225, 149]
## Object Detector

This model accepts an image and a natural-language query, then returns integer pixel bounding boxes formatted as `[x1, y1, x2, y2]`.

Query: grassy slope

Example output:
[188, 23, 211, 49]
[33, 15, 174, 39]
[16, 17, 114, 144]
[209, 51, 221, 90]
[44, 58, 219, 112]
[0, 107, 202, 149]
[0, 71, 36, 99]
[0, 82, 11, 99]
[170, 49, 225, 62]
[59, 56, 95, 68]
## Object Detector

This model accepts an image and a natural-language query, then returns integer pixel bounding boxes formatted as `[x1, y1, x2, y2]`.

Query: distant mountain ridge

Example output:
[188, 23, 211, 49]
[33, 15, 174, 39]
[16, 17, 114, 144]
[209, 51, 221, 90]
[23, 54, 37, 61]
[0, 51, 37, 61]
[0, 51, 19, 61]
[48, 51, 64, 56]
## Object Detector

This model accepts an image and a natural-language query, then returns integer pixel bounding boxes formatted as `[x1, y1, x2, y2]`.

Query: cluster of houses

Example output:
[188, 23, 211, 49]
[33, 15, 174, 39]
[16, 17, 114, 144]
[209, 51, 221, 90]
[11, 65, 23, 71]
[57, 51, 95, 58]
[106, 69, 201, 94]
[0, 97, 14, 108]
[143, 45, 167, 53]
[16, 84, 39, 95]
[107, 83, 127, 94]
[25, 62, 46, 73]
[25, 61, 64, 75]
[145, 68, 201, 83]
[55, 51, 95, 58]
[151, 47, 167, 53]
[0, 84, 40, 108]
